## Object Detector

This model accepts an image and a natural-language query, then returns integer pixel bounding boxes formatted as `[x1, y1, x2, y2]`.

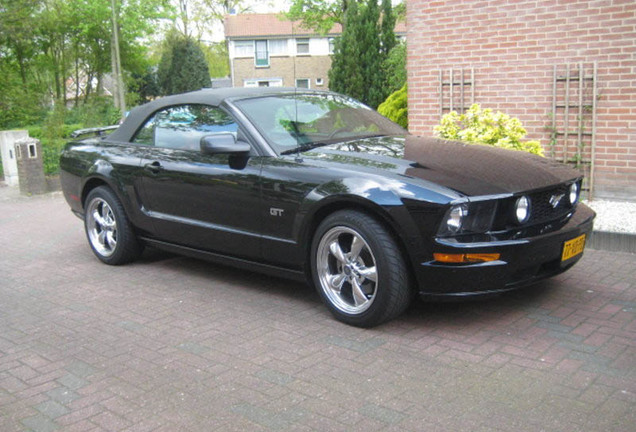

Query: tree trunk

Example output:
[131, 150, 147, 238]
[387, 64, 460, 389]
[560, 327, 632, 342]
[85, 71, 93, 103]
[14, 43, 28, 88]
[74, 51, 80, 108]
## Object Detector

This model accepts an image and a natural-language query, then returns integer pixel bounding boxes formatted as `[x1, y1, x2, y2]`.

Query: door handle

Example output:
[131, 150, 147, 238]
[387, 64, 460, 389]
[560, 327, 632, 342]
[144, 161, 164, 174]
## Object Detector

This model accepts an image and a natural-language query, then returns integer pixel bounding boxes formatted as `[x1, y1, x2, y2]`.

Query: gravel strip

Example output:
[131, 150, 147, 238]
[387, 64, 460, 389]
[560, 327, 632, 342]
[584, 200, 636, 234]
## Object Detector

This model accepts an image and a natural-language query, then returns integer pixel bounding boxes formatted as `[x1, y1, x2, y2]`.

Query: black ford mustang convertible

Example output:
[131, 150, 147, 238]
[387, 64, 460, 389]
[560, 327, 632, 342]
[60, 88, 595, 327]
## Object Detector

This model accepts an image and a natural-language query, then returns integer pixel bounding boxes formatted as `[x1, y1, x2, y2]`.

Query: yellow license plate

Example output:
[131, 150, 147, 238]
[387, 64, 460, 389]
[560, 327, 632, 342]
[561, 234, 586, 261]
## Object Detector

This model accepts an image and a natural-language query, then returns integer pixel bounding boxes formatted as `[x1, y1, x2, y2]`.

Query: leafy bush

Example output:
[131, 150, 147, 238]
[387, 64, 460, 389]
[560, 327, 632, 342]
[378, 84, 408, 129]
[66, 97, 121, 127]
[435, 104, 544, 156]
[27, 104, 88, 175]
[41, 138, 67, 175]
[3, 95, 119, 176]
[27, 123, 82, 175]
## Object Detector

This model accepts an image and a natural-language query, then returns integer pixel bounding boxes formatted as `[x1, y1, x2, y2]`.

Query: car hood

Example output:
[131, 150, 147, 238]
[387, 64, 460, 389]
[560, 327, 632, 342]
[304, 135, 580, 197]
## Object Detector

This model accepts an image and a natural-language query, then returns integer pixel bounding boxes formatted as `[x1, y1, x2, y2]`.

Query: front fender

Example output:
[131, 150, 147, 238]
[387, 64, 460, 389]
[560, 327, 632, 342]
[293, 178, 429, 262]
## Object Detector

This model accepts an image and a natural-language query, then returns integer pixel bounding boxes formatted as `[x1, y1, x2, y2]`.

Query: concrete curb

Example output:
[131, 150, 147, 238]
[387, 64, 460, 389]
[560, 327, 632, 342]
[588, 230, 636, 254]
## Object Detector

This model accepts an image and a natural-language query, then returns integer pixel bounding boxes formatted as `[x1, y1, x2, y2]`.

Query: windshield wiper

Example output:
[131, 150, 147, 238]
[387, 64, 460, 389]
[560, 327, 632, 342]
[279, 134, 390, 155]
[280, 142, 331, 155]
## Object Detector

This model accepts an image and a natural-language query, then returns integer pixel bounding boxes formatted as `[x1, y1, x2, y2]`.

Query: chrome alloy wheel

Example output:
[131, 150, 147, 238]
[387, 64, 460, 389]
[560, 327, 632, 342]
[86, 197, 118, 257]
[316, 226, 378, 315]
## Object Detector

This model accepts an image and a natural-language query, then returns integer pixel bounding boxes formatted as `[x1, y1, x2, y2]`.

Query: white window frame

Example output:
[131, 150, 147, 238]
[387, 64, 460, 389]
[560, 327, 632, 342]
[244, 78, 283, 88]
[254, 40, 269, 67]
[296, 38, 310, 55]
[233, 40, 254, 58]
[268, 39, 288, 56]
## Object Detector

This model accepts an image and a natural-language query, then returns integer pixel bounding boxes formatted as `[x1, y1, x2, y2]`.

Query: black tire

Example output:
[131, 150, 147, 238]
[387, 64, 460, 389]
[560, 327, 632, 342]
[84, 186, 142, 265]
[310, 210, 412, 327]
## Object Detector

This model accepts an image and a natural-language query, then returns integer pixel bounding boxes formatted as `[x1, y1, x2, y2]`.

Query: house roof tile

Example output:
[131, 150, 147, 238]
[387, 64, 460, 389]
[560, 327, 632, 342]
[224, 13, 405, 39]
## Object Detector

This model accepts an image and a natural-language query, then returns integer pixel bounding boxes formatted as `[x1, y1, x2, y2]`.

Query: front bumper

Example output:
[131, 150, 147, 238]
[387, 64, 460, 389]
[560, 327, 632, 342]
[416, 203, 595, 297]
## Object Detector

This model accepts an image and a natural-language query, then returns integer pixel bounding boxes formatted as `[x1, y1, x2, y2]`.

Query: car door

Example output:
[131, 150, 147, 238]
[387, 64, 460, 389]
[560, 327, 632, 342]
[132, 104, 263, 260]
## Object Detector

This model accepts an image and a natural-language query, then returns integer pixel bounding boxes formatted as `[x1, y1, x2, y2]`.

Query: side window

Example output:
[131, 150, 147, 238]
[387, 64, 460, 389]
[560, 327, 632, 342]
[132, 105, 239, 150]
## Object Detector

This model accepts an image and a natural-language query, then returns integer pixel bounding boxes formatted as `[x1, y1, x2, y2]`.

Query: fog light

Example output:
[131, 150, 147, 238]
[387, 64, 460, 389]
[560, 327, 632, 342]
[515, 196, 530, 224]
[447, 205, 467, 233]
[569, 182, 579, 204]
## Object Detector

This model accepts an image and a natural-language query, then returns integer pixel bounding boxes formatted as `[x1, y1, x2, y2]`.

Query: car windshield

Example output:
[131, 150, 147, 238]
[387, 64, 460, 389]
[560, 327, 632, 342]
[233, 93, 406, 155]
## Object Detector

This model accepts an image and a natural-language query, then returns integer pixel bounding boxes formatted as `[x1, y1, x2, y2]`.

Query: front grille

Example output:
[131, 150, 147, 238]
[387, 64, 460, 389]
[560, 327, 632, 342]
[490, 181, 579, 232]
[528, 183, 572, 224]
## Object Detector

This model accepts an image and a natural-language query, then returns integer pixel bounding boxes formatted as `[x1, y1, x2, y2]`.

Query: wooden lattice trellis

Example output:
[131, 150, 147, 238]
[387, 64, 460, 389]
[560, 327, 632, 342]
[549, 62, 598, 199]
[439, 68, 475, 118]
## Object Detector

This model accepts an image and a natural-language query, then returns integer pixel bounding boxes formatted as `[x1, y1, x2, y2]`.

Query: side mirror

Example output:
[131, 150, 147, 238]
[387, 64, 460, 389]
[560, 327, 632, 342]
[200, 133, 250, 155]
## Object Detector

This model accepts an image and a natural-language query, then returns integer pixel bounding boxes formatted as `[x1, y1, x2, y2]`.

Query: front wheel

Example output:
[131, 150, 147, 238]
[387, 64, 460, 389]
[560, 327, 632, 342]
[84, 186, 142, 265]
[311, 210, 412, 327]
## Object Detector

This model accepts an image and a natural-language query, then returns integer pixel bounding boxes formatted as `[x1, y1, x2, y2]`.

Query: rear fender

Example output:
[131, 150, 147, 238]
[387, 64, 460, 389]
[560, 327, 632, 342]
[80, 160, 139, 223]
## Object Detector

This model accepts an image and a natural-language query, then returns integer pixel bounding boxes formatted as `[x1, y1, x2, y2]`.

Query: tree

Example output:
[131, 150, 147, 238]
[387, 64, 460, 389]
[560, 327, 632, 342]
[286, 0, 350, 34]
[358, 0, 384, 108]
[0, 0, 171, 129]
[328, 1, 364, 101]
[201, 42, 230, 78]
[160, 37, 210, 95]
[328, 0, 392, 108]
[157, 29, 182, 93]
[379, 0, 396, 56]
[383, 41, 406, 94]
[0, 0, 41, 88]
[171, 0, 250, 41]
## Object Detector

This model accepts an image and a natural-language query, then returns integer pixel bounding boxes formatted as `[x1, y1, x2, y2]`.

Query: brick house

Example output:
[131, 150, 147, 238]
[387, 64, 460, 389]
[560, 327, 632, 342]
[407, 0, 635, 201]
[224, 14, 341, 90]
[224, 13, 406, 90]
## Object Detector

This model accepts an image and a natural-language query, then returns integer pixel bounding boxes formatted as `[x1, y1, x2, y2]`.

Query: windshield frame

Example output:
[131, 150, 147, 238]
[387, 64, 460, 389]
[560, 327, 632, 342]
[228, 91, 408, 156]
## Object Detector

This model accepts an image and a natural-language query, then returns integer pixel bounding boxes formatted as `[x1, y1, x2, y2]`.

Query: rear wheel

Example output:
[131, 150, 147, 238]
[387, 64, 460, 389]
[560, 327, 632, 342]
[84, 186, 142, 265]
[311, 210, 412, 327]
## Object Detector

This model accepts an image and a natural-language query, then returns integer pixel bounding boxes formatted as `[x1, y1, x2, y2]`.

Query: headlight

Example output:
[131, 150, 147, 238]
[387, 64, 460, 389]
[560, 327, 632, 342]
[569, 182, 579, 204]
[447, 204, 467, 233]
[437, 201, 497, 237]
[515, 196, 531, 224]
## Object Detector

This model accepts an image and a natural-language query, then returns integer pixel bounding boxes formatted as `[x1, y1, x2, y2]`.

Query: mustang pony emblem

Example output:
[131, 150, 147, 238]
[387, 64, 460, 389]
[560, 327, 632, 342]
[550, 194, 564, 208]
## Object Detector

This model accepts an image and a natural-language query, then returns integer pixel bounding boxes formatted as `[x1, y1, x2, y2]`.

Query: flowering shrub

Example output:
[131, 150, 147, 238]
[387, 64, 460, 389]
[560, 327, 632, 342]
[434, 104, 544, 156]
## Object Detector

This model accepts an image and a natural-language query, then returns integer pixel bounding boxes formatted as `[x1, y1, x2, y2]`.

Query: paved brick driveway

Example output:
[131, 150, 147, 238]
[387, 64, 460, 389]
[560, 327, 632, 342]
[0, 188, 635, 431]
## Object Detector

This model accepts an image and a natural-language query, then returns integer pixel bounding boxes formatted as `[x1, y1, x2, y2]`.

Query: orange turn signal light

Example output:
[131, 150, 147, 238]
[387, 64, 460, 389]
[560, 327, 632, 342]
[433, 253, 501, 263]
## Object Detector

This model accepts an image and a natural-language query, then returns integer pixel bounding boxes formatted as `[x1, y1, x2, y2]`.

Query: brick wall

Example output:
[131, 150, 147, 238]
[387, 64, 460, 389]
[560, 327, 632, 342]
[407, 0, 636, 201]
[15, 138, 47, 195]
[232, 56, 332, 90]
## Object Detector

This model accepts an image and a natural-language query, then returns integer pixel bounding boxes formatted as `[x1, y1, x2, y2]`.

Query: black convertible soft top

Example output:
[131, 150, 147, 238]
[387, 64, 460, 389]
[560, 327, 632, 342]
[107, 87, 327, 142]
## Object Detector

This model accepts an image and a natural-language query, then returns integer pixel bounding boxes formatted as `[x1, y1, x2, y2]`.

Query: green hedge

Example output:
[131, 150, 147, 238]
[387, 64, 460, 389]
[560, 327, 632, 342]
[26, 123, 83, 175]
[4, 97, 122, 177]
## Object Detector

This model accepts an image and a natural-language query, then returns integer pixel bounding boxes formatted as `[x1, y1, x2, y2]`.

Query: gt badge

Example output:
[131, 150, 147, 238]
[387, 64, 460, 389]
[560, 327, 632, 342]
[270, 208, 284, 217]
